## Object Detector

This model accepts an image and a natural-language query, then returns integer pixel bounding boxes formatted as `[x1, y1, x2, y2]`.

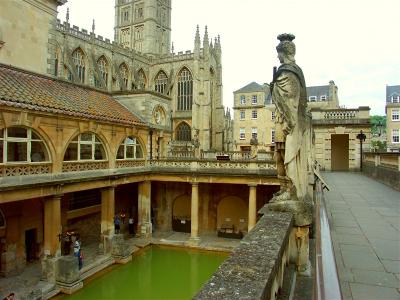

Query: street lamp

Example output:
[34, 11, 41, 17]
[356, 130, 366, 171]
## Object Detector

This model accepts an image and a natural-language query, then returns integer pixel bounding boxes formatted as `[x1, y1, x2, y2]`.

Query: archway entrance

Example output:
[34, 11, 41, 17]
[217, 197, 247, 236]
[172, 195, 191, 232]
[331, 134, 349, 171]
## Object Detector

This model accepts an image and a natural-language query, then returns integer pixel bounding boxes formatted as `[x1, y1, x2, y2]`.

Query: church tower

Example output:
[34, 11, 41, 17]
[114, 0, 171, 57]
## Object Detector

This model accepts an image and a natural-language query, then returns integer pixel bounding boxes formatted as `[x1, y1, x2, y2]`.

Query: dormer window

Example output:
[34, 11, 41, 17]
[309, 96, 317, 102]
[320, 95, 327, 101]
[392, 95, 399, 103]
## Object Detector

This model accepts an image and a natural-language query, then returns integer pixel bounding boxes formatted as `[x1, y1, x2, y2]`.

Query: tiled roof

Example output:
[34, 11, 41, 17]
[0, 64, 145, 126]
[307, 85, 330, 98]
[234, 82, 266, 93]
[386, 85, 400, 102]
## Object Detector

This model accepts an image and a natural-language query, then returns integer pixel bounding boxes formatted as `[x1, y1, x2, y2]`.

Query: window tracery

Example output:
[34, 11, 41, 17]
[155, 71, 168, 94]
[72, 48, 85, 83]
[177, 68, 193, 111]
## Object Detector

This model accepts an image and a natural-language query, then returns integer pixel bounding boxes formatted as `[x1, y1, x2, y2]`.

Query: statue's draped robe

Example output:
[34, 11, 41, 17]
[273, 63, 309, 200]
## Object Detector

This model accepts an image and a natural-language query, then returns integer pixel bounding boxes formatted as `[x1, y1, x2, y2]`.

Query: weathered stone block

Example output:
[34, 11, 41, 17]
[56, 256, 79, 284]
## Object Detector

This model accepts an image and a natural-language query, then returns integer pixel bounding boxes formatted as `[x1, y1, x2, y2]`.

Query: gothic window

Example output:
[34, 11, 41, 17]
[155, 71, 168, 94]
[122, 8, 129, 22]
[134, 25, 144, 52]
[97, 56, 108, 87]
[54, 51, 59, 76]
[120, 28, 131, 48]
[177, 68, 193, 111]
[64, 65, 73, 82]
[137, 69, 146, 89]
[72, 48, 85, 84]
[135, 5, 144, 19]
[119, 63, 129, 89]
[63, 133, 106, 161]
[117, 136, 144, 160]
[0, 127, 50, 163]
[176, 122, 191, 141]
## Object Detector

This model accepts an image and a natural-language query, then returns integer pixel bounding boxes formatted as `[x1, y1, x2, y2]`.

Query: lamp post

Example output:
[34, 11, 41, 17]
[356, 130, 366, 171]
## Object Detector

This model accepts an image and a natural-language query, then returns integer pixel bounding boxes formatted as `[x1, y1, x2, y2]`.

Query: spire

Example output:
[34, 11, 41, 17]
[92, 19, 95, 34]
[66, 7, 70, 23]
[194, 25, 200, 58]
[203, 26, 209, 48]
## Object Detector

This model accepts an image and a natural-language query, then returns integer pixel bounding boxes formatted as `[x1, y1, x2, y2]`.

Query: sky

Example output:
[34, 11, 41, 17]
[58, 0, 400, 116]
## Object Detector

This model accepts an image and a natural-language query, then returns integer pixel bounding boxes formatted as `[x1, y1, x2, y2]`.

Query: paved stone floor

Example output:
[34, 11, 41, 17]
[323, 172, 400, 300]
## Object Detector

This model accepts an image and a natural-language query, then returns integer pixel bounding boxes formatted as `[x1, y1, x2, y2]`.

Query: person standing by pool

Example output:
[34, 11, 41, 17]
[114, 214, 121, 234]
[128, 215, 135, 235]
[73, 236, 82, 269]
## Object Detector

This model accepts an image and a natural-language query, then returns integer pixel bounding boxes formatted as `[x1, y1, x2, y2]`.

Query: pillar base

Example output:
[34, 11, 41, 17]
[57, 280, 83, 295]
[187, 237, 200, 246]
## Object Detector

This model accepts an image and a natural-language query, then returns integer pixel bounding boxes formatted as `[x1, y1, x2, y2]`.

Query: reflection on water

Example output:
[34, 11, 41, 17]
[63, 245, 228, 300]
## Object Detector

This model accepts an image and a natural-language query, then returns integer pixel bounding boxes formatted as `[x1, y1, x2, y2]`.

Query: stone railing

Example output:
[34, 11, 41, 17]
[116, 160, 146, 169]
[62, 161, 109, 173]
[194, 211, 295, 300]
[363, 152, 400, 190]
[149, 159, 276, 172]
[201, 151, 274, 161]
[0, 163, 52, 177]
[314, 179, 342, 300]
[324, 109, 358, 119]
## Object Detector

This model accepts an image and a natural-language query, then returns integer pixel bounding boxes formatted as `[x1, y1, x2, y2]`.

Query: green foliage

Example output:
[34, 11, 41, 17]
[370, 115, 386, 135]
[371, 140, 387, 151]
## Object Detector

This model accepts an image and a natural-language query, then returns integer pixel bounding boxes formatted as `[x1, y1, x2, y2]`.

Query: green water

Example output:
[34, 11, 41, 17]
[65, 246, 227, 300]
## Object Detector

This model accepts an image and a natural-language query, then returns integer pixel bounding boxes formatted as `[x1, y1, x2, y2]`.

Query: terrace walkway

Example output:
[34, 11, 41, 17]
[323, 172, 400, 300]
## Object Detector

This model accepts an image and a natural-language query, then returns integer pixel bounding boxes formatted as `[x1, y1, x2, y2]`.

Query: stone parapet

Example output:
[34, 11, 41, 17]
[194, 211, 294, 300]
[363, 152, 400, 191]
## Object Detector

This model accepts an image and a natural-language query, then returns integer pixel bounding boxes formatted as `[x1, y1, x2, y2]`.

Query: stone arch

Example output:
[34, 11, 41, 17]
[118, 62, 130, 90]
[154, 69, 168, 94]
[96, 55, 110, 87]
[115, 135, 146, 160]
[137, 68, 147, 89]
[175, 65, 194, 82]
[217, 196, 247, 233]
[0, 126, 53, 163]
[172, 194, 191, 232]
[176, 67, 193, 111]
[71, 47, 88, 84]
[62, 131, 110, 161]
[175, 122, 191, 141]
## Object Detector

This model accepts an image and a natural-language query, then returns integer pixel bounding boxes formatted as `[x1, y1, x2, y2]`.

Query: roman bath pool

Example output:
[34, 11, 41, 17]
[61, 245, 228, 300]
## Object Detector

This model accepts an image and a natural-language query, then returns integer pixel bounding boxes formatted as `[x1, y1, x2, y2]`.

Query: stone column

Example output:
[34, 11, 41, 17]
[248, 184, 257, 232]
[44, 194, 62, 257]
[100, 186, 115, 254]
[138, 181, 152, 237]
[190, 182, 200, 243]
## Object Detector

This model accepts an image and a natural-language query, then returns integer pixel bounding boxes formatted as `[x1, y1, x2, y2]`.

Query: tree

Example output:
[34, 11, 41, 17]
[370, 115, 386, 136]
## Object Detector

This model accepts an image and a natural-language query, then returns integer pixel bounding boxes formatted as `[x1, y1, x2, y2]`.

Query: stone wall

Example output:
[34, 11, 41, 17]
[194, 211, 294, 300]
[363, 152, 400, 191]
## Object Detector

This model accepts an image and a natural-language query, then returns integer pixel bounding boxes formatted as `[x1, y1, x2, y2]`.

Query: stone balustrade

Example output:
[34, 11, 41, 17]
[363, 152, 400, 190]
[0, 162, 52, 177]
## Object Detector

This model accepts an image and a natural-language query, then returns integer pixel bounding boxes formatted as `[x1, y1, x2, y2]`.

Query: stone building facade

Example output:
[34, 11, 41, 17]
[232, 80, 371, 170]
[0, 0, 277, 282]
[386, 85, 400, 152]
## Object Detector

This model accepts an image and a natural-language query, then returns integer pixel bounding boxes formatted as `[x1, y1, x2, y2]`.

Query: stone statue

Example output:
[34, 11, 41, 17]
[268, 33, 312, 226]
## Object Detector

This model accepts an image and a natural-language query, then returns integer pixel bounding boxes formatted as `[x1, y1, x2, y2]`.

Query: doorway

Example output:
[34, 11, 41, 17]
[25, 228, 37, 262]
[331, 134, 349, 171]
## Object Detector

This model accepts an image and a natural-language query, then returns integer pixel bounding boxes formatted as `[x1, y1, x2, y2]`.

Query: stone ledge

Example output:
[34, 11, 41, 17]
[194, 211, 293, 300]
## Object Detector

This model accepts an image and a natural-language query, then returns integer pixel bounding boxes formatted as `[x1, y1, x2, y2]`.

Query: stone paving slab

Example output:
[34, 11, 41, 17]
[323, 172, 400, 300]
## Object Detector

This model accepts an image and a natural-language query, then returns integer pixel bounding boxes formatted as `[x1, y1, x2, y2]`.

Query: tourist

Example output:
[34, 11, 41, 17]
[128, 216, 135, 235]
[74, 236, 82, 269]
[4, 292, 15, 300]
[114, 214, 121, 234]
